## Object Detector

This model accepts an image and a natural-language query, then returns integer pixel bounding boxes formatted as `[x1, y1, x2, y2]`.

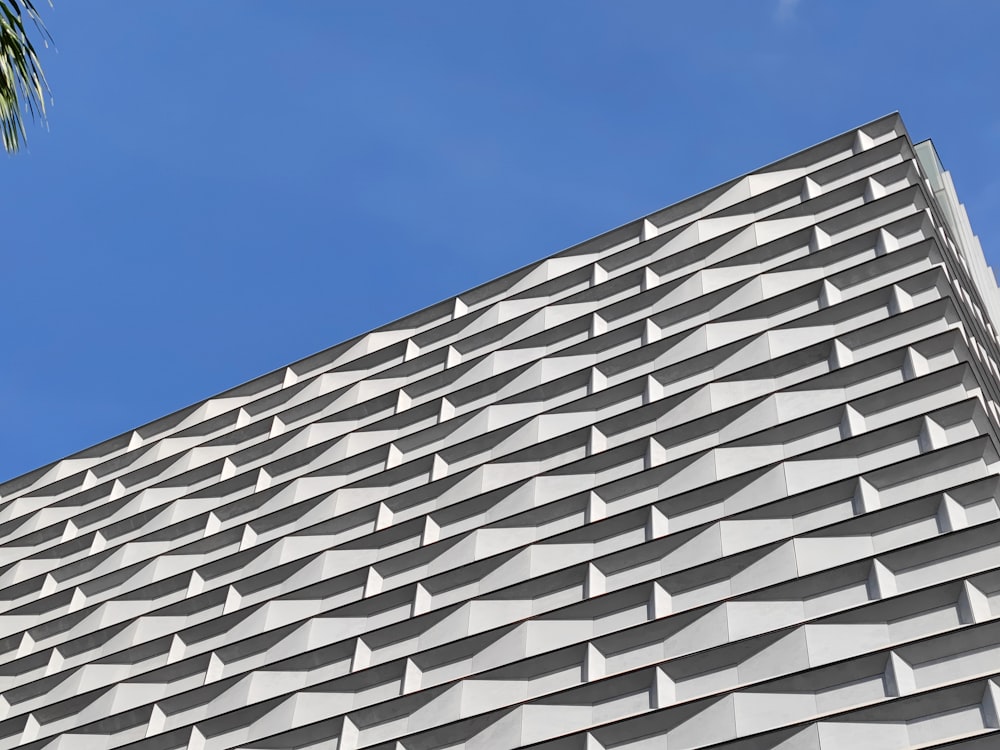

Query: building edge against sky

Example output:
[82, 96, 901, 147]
[2, 112, 999, 494]
[3, 113, 1000, 749]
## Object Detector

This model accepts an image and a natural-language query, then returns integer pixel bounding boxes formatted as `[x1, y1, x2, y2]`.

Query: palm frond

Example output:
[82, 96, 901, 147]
[0, 0, 51, 153]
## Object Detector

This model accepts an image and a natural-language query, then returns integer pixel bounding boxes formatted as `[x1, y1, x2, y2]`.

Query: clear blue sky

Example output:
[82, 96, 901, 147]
[2, 1, 999, 483]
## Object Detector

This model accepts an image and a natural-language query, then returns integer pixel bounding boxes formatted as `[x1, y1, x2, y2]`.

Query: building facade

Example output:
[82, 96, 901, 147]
[2, 114, 1000, 749]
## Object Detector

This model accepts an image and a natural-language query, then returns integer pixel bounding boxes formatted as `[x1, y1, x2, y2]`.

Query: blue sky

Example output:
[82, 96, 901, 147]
[2, 1, 999, 482]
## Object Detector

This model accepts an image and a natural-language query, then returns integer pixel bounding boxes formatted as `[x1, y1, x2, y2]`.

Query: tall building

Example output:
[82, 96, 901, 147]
[3, 113, 1000, 750]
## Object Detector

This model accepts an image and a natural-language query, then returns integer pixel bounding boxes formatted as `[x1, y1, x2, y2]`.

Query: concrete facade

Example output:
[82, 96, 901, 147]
[3, 114, 1000, 749]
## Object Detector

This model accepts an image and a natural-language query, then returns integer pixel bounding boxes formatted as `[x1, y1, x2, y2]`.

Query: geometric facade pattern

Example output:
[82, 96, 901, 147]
[3, 113, 1000, 750]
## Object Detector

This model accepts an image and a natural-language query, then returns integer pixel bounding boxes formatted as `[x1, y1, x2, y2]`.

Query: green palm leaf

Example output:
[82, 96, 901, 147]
[0, 0, 50, 153]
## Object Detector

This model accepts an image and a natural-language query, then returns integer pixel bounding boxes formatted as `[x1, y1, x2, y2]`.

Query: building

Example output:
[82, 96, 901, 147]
[2, 113, 1000, 749]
